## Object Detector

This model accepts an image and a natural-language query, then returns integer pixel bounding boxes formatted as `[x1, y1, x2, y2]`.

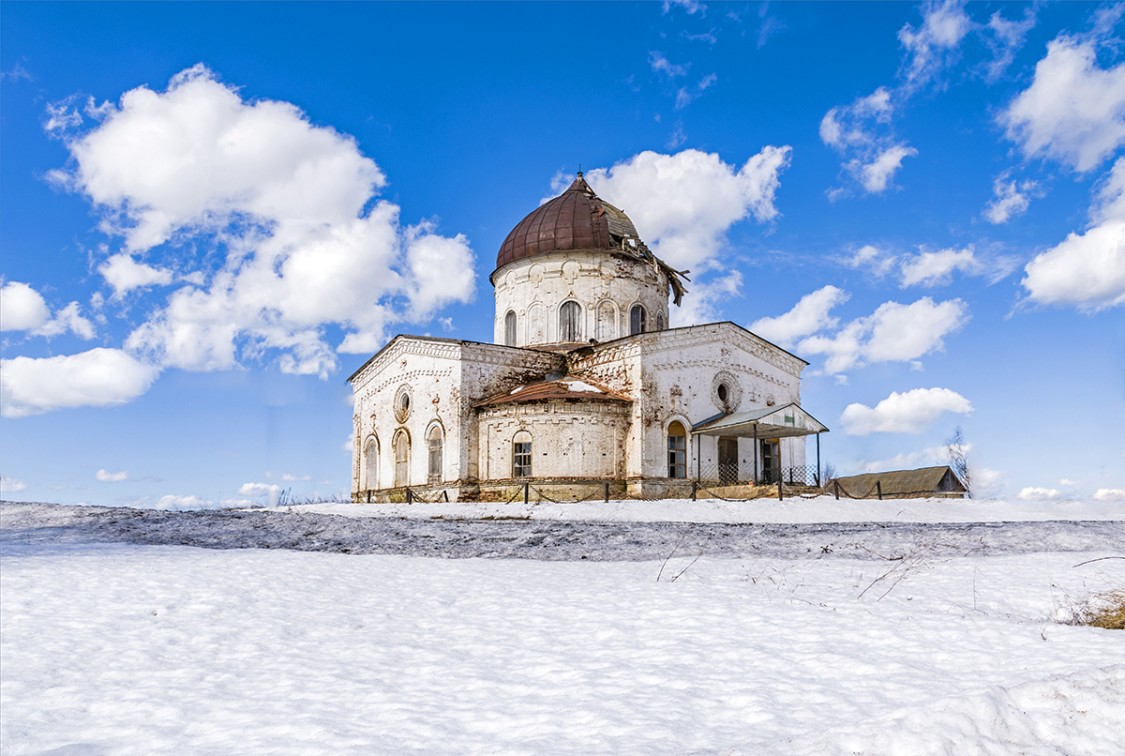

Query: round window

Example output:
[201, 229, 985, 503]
[717, 384, 728, 402]
[393, 385, 412, 423]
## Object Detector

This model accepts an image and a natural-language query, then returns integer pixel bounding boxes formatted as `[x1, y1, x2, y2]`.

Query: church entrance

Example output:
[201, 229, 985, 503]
[760, 438, 779, 484]
[718, 436, 739, 485]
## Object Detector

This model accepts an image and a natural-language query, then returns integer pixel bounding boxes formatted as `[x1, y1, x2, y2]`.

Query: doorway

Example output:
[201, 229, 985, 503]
[718, 437, 739, 485]
[760, 438, 779, 484]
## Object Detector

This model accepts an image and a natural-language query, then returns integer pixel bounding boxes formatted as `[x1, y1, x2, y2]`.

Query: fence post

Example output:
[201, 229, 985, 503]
[604, 482, 610, 503]
[365, 490, 371, 503]
[876, 481, 883, 500]
[406, 488, 413, 504]
[442, 489, 449, 502]
[834, 479, 840, 500]
[691, 481, 698, 501]
[777, 478, 783, 501]
[524, 482, 529, 505]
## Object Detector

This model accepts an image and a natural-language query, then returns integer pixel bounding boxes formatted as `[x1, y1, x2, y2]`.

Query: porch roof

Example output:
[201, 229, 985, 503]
[692, 403, 829, 439]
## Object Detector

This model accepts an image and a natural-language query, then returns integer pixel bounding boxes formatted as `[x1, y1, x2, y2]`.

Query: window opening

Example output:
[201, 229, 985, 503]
[630, 304, 647, 335]
[667, 421, 687, 479]
[559, 301, 582, 342]
[427, 426, 443, 483]
[504, 311, 517, 346]
[394, 431, 410, 487]
[513, 440, 532, 478]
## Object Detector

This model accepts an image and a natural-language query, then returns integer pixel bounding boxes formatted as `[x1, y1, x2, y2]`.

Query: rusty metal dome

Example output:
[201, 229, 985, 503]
[494, 173, 641, 273]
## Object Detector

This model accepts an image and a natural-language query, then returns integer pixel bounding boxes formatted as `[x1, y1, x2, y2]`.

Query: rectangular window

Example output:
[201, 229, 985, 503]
[668, 435, 686, 479]
[513, 441, 532, 478]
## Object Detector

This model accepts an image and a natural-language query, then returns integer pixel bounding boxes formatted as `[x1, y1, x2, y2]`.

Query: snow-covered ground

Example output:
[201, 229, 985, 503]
[2, 499, 1123, 754]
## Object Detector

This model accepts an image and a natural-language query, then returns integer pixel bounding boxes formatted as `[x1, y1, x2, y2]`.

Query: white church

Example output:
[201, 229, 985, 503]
[348, 174, 828, 501]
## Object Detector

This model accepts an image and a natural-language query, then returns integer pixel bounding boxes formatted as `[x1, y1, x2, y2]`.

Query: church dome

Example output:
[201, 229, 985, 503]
[495, 173, 642, 272]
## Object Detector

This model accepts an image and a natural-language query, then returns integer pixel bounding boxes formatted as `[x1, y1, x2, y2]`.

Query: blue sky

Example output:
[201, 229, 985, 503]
[2, 1, 1123, 506]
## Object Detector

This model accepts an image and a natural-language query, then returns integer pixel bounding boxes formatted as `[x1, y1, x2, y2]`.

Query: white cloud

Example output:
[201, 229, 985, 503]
[649, 52, 687, 78]
[0, 281, 50, 331]
[99, 253, 174, 298]
[899, 246, 982, 287]
[34, 302, 96, 339]
[819, 109, 843, 147]
[0, 282, 90, 338]
[1021, 220, 1125, 312]
[749, 285, 849, 348]
[898, 0, 973, 90]
[983, 8, 1037, 82]
[281, 473, 311, 482]
[675, 73, 718, 109]
[798, 297, 969, 374]
[239, 482, 281, 496]
[51, 65, 475, 383]
[1093, 487, 1125, 502]
[96, 469, 128, 482]
[1017, 486, 1061, 500]
[0, 348, 160, 418]
[1059, 478, 1077, 487]
[984, 174, 1038, 224]
[586, 147, 790, 325]
[1092, 157, 1125, 225]
[587, 147, 792, 273]
[841, 387, 972, 435]
[841, 244, 897, 276]
[1, 476, 28, 494]
[1001, 35, 1125, 173]
[855, 143, 918, 193]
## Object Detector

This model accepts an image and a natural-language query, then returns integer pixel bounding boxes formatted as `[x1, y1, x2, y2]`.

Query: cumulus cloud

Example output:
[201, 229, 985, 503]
[48, 64, 475, 385]
[1093, 487, 1125, 502]
[984, 173, 1039, 224]
[1017, 486, 1061, 500]
[239, 482, 281, 496]
[587, 147, 792, 274]
[1092, 157, 1125, 225]
[99, 253, 174, 298]
[841, 387, 972, 435]
[749, 286, 849, 348]
[1000, 35, 1125, 173]
[0, 348, 160, 417]
[0, 281, 50, 331]
[96, 469, 128, 482]
[798, 297, 969, 374]
[1021, 221, 1125, 311]
[898, 0, 973, 90]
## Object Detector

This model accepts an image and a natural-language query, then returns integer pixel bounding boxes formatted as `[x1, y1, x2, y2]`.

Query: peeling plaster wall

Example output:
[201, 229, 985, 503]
[478, 401, 630, 481]
[350, 337, 562, 497]
[493, 251, 670, 346]
[569, 323, 808, 480]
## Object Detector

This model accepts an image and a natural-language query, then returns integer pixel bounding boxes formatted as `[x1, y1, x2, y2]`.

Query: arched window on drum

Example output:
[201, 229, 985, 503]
[630, 304, 647, 335]
[559, 301, 582, 342]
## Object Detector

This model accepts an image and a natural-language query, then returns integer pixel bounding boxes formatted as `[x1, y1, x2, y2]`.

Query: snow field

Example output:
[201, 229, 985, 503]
[2, 541, 1123, 754]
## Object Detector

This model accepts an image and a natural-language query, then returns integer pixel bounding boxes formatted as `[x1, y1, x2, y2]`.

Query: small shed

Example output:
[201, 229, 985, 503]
[826, 465, 967, 499]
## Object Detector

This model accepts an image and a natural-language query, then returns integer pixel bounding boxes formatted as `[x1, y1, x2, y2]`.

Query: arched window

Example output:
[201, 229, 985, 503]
[393, 429, 410, 487]
[364, 436, 379, 491]
[596, 301, 617, 341]
[504, 311, 517, 346]
[512, 431, 532, 478]
[427, 425, 443, 483]
[667, 421, 687, 479]
[656, 312, 665, 331]
[630, 304, 647, 335]
[559, 301, 582, 342]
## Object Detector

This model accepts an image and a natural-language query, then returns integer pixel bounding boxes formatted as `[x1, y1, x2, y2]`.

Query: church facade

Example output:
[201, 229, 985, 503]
[348, 174, 827, 501]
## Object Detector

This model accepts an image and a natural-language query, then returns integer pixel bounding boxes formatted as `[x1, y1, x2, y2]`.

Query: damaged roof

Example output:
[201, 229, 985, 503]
[474, 376, 631, 408]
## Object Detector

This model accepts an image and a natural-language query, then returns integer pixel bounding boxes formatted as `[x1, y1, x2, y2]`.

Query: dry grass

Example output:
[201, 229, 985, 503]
[1076, 591, 1125, 630]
